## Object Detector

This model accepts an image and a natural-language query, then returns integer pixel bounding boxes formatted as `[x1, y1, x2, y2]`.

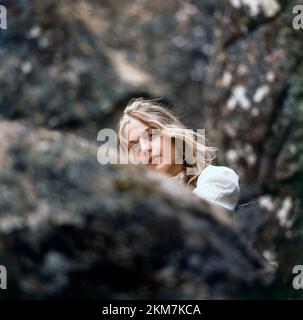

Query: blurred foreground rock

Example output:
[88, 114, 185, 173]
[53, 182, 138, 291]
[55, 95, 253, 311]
[0, 120, 270, 299]
[1, 1, 302, 252]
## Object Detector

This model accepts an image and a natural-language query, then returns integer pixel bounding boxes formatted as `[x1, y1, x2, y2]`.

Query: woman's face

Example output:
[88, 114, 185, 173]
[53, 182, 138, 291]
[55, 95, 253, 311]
[123, 117, 183, 176]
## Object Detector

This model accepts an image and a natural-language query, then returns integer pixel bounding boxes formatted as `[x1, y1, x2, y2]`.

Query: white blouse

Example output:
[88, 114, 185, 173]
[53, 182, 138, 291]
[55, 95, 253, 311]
[171, 165, 240, 214]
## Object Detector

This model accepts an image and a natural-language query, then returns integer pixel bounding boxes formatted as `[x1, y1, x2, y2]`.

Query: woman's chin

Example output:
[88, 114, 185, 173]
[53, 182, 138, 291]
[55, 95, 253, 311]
[147, 162, 163, 172]
[151, 163, 172, 174]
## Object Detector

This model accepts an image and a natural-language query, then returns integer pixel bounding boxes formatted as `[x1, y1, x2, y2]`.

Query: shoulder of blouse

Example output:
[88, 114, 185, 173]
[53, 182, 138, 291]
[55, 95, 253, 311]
[192, 165, 240, 213]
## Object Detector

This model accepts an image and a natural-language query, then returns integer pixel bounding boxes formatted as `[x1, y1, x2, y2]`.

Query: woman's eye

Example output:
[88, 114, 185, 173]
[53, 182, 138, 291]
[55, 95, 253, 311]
[149, 130, 159, 140]
[131, 142, 140, 152]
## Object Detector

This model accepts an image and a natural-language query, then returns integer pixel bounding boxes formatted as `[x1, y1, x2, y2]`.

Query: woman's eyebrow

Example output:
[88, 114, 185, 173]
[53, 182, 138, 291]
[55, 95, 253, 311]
[129, 128, 150, 143]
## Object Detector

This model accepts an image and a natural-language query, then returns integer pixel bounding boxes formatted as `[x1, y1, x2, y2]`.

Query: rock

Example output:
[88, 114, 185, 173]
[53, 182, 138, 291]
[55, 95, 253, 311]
[0, 0, 165, 138]
[1, 0, 303, 298]
[0, 120, 269, 299]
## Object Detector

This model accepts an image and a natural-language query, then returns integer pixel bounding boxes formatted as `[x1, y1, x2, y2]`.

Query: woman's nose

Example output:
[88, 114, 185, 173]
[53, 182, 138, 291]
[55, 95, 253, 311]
[140, 138, 151, 153]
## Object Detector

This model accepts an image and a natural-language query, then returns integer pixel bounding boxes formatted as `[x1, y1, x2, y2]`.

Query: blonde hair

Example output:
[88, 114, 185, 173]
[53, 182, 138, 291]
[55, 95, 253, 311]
[117, 98, 217, 187]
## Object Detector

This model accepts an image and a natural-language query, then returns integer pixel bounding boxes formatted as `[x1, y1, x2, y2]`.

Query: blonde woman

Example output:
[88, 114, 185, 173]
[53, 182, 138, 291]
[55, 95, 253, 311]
[117, 98, 240, 214]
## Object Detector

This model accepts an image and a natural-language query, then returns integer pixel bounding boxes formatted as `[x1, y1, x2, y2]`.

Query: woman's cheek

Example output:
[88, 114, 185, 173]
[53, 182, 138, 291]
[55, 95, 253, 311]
[151, 136, 162, 156]
[162, 137, 174, 164]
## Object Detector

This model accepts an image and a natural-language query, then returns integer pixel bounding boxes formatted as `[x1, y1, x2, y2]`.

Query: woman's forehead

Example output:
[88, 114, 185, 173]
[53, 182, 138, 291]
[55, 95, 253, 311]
[124, 117, 149, 140]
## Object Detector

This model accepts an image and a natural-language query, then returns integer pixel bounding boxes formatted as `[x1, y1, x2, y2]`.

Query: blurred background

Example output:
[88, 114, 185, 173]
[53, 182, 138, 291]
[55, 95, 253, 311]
[0, 0, 303, 299]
